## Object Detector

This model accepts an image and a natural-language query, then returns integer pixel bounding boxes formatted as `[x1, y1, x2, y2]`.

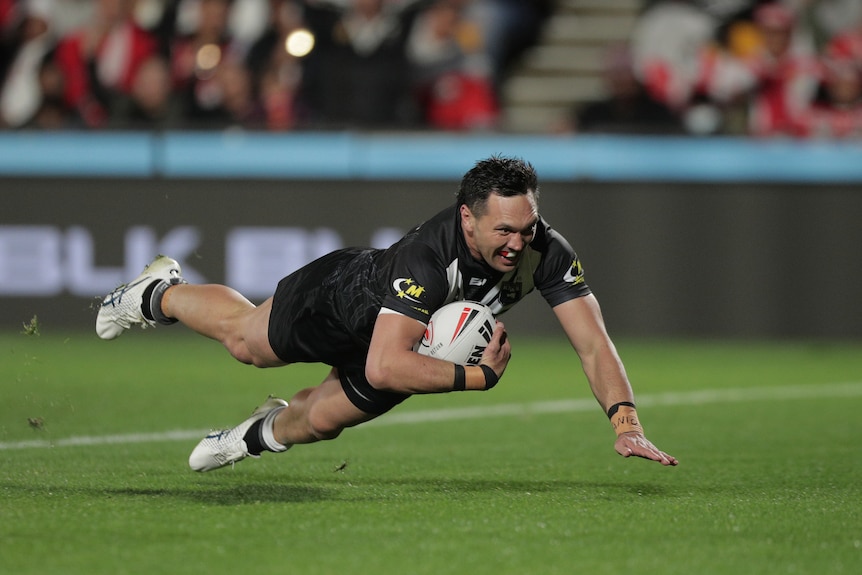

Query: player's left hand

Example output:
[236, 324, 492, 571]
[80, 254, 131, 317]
[615, 432, 678, 466]
[479, 321, 511, 380]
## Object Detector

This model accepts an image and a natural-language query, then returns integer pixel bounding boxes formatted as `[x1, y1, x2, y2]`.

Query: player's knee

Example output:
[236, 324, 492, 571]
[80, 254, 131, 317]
[223, 336, 274, 368]
[223, 339, 254, 365]
[226, 327, 286, 368]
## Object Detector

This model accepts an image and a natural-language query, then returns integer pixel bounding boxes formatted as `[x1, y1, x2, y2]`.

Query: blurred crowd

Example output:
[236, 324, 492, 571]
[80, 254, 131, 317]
[0, 0, 551, 130]
[570, 0, 862, 138]
[3, 0, 861, 137]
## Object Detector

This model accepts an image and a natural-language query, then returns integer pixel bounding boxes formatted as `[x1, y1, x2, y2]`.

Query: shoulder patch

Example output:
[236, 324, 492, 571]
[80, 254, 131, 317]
[562, 259, 585, 285]
[392, 277, 428, 304]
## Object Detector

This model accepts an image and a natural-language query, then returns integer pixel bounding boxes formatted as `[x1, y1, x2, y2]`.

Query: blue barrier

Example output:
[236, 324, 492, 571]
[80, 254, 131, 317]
[1, 131, 860, 182]
[0, 132, 153, 177]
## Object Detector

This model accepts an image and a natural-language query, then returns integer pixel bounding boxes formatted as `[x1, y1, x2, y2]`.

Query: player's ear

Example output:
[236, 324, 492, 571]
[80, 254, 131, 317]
[460, 204, 475, 233]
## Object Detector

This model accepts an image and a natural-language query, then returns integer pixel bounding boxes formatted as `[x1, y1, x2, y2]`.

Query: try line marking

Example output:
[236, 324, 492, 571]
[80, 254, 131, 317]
[2, 381, 860, 451]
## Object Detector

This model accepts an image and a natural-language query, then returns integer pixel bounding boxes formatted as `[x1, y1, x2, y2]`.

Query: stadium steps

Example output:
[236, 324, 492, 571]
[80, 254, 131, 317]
[500, 0, 641, 133]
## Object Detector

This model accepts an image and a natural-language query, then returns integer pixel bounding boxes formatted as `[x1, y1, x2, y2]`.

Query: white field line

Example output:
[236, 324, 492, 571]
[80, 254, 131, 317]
[1, 381, 860, 451]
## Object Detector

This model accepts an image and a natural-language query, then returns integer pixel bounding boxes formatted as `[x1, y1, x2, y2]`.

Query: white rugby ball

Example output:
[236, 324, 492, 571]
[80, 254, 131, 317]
[415, 301, 495, 365]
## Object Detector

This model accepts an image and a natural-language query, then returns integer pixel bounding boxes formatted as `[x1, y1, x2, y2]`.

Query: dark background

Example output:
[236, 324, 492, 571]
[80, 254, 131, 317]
[4, 176, 859, 338]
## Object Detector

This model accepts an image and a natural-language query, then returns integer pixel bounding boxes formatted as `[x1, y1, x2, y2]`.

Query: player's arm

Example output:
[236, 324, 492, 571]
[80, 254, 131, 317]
[365, 311, 510, 394]
[552, 295, 678, 466]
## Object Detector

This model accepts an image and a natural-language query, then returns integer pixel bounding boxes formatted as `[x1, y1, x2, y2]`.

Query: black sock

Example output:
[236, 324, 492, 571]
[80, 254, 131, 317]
[243, 419, 266, 455]
[140, 280, 160, 322]
[141, 280, 178, 325]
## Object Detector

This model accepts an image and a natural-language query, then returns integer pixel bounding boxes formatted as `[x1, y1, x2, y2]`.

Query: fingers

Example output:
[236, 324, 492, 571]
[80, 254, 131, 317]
[615, 434, 679, 466]
[493, 321, 507, 345]
[490, 322, 511, 356]
[640, 447, 678, 466]
[660, 452, 679, 466]
[480, 322, 511, 379]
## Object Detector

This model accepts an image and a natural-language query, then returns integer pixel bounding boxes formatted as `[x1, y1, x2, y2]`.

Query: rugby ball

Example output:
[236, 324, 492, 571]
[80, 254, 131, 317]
[415, 301, 495, 365]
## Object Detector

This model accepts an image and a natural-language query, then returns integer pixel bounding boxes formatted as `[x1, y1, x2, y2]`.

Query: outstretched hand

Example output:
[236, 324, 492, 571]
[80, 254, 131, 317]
[615, 432, 678, 466]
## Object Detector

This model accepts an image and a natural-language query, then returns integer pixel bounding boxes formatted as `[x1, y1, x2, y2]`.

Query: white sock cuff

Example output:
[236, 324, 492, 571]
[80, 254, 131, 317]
[261, 406, 290, 453]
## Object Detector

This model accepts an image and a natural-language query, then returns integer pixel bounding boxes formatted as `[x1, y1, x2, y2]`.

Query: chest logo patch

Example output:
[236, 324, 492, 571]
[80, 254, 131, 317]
[500, 279, 522, 305]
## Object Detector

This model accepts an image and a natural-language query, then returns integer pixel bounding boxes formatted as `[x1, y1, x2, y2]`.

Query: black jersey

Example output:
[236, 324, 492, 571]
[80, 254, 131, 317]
[268, 203, 590, 367]
[376, 203, 590, 321]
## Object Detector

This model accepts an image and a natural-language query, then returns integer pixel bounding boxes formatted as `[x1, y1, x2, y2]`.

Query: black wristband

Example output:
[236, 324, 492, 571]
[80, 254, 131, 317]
[453, 364, 466, 391]
[479, 364, 499, 390]
[606, 401, 636, 419]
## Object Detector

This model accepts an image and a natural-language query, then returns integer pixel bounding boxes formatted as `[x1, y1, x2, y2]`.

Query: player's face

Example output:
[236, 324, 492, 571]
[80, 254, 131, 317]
[461, 192, 538, 273]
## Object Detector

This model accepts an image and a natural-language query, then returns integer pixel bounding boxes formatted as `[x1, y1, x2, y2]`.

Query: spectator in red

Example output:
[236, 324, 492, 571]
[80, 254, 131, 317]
[797, 33, 862, 138]
[821, 21, 862, 62]
[630, 0, 718, 112]
[629, 0, 757, 134]
[52, 0, 157, 127]
[745, 2, 820, 137]
[0, 0, 23, 54]
[407, 0, 497, 130]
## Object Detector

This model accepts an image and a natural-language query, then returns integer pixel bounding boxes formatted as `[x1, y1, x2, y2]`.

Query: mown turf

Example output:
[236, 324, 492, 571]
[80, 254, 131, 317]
[1, 330, 860, 574]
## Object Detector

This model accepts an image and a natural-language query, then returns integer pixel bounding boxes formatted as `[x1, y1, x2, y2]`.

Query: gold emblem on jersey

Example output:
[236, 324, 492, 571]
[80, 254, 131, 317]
[392, 278, 427, 303]
[563, 258, 585, 285]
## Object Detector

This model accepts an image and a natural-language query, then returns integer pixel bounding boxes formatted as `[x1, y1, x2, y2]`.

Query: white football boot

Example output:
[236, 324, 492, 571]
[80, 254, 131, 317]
[189, 396, 289, 472]
[96, 255, 184, 340]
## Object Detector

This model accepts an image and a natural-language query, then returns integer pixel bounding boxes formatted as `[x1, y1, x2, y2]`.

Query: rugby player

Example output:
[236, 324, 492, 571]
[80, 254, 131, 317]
[96, 155, 678, 471]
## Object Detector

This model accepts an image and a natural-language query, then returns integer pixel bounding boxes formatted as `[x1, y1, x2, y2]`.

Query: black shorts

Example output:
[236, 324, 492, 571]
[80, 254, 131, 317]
[267, 249, 409, 415]
[338, 366, 409, 415]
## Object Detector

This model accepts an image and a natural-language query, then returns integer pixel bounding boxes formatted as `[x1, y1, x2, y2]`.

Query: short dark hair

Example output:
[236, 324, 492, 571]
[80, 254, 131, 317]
[457, 155, 539, 216]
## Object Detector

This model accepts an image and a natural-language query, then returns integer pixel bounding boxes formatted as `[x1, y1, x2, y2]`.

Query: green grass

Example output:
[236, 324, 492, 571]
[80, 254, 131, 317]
[1, 330, 861, 574]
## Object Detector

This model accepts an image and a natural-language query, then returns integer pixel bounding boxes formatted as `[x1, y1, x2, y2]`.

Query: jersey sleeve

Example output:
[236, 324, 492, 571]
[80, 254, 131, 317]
[534, 226, 591, 308]
[380, 240, 451, 323]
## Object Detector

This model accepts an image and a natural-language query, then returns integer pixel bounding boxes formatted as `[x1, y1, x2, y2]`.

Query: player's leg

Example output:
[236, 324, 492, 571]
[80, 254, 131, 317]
[188, 367, 408, 472]
[187, 371, 378, 473]
[96, 256, 285, 367]
[96, 255, 284, 367]
[271, 368, 379, 445]
[160, 284, 285, 368]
